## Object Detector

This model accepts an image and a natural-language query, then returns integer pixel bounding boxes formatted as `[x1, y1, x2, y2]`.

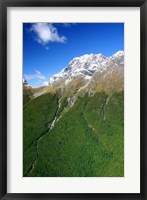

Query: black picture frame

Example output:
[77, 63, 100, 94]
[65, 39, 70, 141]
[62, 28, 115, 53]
[0, 0, 147, 199]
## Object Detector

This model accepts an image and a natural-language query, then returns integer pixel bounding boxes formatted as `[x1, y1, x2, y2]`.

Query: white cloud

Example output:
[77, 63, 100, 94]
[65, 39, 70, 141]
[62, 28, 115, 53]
[35, 70, 46, 80]
[43, 81, 49, 86]
[35, 70, 41, 75]
[24, 70, 46, 80]
[31, 23, 66, 45]
[24, 74, 34, 80]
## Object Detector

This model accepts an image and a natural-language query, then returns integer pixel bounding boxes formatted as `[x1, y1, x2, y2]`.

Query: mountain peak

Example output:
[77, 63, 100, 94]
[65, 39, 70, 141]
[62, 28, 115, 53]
[48, 51, 124, 86]
[112, 50, 124, 57]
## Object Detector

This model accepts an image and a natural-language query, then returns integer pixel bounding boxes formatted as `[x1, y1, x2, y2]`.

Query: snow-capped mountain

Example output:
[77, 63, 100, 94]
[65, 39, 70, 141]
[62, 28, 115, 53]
[48, 51, 124, 86]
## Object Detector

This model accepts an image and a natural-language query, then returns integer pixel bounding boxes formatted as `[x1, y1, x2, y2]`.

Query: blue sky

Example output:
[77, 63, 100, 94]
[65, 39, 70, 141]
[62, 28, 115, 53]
[23, 23, 124, 88]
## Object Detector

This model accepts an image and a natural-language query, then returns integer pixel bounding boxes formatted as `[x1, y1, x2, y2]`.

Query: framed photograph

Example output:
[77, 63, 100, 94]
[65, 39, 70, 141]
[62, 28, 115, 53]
[0, 0, 147, 199]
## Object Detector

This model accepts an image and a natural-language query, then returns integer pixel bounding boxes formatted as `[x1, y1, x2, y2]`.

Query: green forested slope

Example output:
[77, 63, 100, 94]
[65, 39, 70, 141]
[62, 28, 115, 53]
[24, 91, 124, 177]
[23, 86, 33, 106]
[23, 93, 58, 176]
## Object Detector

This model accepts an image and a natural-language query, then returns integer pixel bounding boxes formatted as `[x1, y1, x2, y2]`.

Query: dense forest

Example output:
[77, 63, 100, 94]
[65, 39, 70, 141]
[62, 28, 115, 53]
[23, 90, 124, 177]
